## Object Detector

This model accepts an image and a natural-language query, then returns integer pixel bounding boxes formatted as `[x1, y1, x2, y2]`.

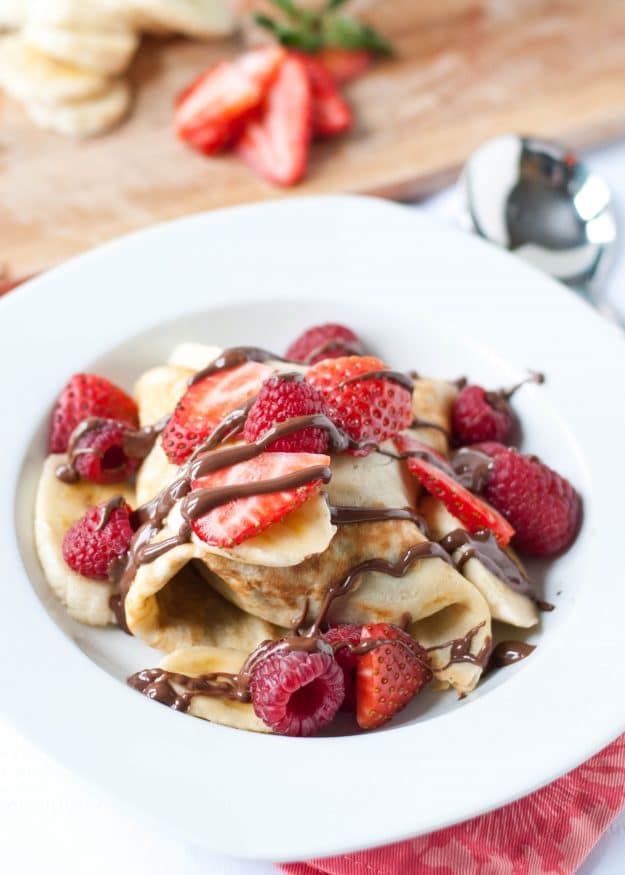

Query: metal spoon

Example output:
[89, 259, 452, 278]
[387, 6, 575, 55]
[460, 134, 621, 326]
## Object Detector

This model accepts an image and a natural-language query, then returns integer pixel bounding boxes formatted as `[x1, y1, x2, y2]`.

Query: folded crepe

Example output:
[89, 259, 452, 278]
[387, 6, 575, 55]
[419, 495, 539, 629]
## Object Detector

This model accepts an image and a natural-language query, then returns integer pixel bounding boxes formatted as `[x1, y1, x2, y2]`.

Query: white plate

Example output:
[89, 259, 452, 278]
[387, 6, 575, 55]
[2, 195, 625, 862]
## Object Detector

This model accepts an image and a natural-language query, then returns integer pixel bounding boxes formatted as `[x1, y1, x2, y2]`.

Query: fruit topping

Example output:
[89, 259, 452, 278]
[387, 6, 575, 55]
[72, 420, 141, 484]
[243, 375, 331, 454]
[175, 46, 285, 155]
[162, 361, 273, 465]
[355, 624, 432, 730]
[190, 451, 331, 548]
[249, 645, 345, 736]
[316, 47, 372, 84]
[395, 433, 515, 547]
[297, 53, 352, 137]
[482, 447, 581, 557]
[452, 384, 514, 446]
[236, 53, 312, 187]
[323, 623, 362, 711]
[62, 500, 134, 581]
[285, 322, 363, 364]
[306, 355, 413, 453]
[49, 373, 138, 454]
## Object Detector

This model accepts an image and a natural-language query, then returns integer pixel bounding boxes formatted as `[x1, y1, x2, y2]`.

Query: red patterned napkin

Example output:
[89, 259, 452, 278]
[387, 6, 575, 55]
[279, 734, 625, 875]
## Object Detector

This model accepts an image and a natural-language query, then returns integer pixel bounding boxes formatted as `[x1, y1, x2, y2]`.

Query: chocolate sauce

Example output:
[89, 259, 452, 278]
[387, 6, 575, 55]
[450, 448, 494, 493]
[337, 370, 414, 393]
[329, 504, 427, 532]
[427, 621, 492, 669]
[303, 337, 364, 363]
[440, 528, 536, 600]
[489, 640, 535, 668]
[410, 417, 450, 439]
[56, 415, 169, 484]
[188, 347, 289, 387]
[95, 495, 127, 531]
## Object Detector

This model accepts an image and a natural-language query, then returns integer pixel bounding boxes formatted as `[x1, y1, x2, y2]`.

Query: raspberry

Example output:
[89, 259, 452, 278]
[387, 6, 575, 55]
[49, 373, 138, 454]
[249, 646, 345, 736]
[62, 501, 135, 580]
[286, 323, 363, 365]
[73, 421, 140, 484]
[469, 441, 510, 458]
[452, 385, 513, 446]
[243, 375, 331, 454]
[483, 448, 581, 557]
[323, 624, 362, 711]
[306, 356, 413, 454]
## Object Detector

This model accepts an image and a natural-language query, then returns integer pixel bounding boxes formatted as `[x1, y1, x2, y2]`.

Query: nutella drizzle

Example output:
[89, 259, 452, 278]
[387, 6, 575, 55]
[95, 495, 127, 531]
[410, 417, 450, 438]
[440, 528, 536, 601]
[329, 504, 427, 532]
[488, 640, 536, 668]
[303, 337, 364, 363]
[188, 346, 290, 386]
[337, 369, 414, 393]
[450, 448, 494, 493]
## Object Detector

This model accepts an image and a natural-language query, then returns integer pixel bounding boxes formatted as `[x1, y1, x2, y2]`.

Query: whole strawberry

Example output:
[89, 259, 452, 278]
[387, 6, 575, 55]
[452, 385, 514, 446]
[249, 645, 344, 736]
[481, 446, 581, 556]
[356, 624, 432, 730]
[286, 323, 364, 364]
[49, 373, 138, 454]
[62, 500, 135, 580]
[72, 421, 141, 484]
[243, 375, 331, 454]
[306, 355, 412, 453]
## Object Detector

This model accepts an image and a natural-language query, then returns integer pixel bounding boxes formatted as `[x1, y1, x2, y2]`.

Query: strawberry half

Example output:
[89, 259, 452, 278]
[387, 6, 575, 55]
[298, 53, 352, 137]
[162, 361, 273, 465]
[395, 433, 515, 547]
[49, 373, 138, 454]
[356, 624, 432, 730]
[236, 54, 312, 187]
[317, 48, 372, 84]
[190, 451, 330, 547]
[175, 47, 285, 155]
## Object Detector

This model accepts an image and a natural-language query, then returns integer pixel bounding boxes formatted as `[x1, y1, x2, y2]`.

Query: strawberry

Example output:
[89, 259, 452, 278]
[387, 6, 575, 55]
[356, 624, 431, 730]
[395, 433, 515, 547]
[297, 53, 352, 137]
[190, 451, 330, 547]
[175, 47, 285, 155]
[317, 48, 372, 84]
[49, 373, 138, 454]
[236, 54, 312, 187]
[162, 361, 273, 465]
[306, 355, 413, 453]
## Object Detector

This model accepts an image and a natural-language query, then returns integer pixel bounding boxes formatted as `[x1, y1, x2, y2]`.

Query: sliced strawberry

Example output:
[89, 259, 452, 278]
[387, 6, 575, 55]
[356, 624, 431, 730]
[297, 53, 352, 137]
[190, 451, 330, 547]
[395, 433, 515, 547]
[394, 432, 451, 469]
[236, 54, 312, 187]
[175, 47, 285, 155]
[162, 361, 273, 465]
[317, 48, 372, 84]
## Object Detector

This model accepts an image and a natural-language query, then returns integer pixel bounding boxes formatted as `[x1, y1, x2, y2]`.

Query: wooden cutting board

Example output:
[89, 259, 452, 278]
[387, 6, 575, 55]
[2, 0, 625, 276]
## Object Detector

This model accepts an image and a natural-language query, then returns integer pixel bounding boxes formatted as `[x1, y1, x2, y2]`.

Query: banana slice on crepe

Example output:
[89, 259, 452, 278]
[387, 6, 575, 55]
[0, 34, 109, 103]
[420, 495, 539, 628]
[26, 78, 131, 137]
[158, 646, 269, 732]
[34, 455, 134, 626]
[411, 377, 458, 454]
[24, 24, 139, 75]
[124, 0, 236, 37]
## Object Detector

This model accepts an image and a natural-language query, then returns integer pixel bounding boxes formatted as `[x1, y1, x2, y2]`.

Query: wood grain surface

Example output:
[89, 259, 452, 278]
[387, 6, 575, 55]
[1, 0, 625, 275]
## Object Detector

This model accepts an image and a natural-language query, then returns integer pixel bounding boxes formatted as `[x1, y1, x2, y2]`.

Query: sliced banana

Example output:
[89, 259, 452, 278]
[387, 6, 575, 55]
[24, 24, 139, 75]
[26, 78, 131, 137]
[159, 646, 269, 732]
[420, 495, 539, 628]
[0, 0, 27, 30]
[167, 342, 223, 372]
[134, 363, 193, 426]
[125, 0, 236, 37]
[0, 34, 109, 104]
[34, 454, 135, 626]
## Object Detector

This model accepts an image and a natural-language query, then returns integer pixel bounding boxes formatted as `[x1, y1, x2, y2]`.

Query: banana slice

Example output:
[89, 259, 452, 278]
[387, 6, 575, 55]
[167, 342, 223, 372]
[420, 495, 539, 628]
[134, 363, 193, 426]
[159, 646, 269, 732]
[0, 0, 27, 30]
[0, 34, 109, 104]
[24, 24, 139, 75]
[26, 78, 131, 137]
[34, 454, 135, 626]
[125, 0, 236, 37]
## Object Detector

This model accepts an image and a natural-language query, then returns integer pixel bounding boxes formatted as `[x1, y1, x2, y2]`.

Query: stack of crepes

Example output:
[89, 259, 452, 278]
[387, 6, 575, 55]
[35, 342, 540, 733]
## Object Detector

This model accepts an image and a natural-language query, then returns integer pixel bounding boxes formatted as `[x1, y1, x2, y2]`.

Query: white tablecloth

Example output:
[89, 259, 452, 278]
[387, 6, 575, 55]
[2, 139, 624, 875]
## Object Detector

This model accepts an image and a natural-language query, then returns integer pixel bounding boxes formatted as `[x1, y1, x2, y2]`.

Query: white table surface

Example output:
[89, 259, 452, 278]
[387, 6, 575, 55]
[2, 139, 624, 875]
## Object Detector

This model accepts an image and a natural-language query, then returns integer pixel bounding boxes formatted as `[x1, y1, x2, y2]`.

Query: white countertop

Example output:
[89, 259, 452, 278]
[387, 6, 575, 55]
[2, 139, 624, 875]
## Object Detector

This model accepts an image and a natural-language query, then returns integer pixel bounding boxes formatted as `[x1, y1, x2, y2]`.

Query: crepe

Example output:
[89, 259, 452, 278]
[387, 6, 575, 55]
[410, 377, 458, 454]
[420, 495, 539, 628]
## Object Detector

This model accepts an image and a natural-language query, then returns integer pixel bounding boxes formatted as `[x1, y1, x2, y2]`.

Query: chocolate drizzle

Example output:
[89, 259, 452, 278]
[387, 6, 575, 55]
[489, 640, 536, 668]
[337, 370, 414, 393]
[302, 337, 364, 363]
[440, 528, 536, 600]
[427, 622, 492, 670]
[329, 504, 427, 532]
[450, 448, 494, 493]
[188, 346, 290, 386]
[410, 417, 450, 439]
[95, 495, 127, 531]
